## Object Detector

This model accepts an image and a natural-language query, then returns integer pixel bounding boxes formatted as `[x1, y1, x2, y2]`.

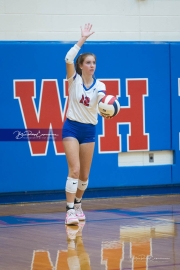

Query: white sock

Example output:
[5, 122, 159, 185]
[67, 202, 74, 209]
[75, 197, 82, 203]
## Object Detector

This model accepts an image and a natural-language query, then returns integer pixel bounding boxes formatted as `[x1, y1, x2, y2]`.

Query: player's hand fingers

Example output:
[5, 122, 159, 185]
[81, 23, 94, 38]
[100, 113, 112, 119]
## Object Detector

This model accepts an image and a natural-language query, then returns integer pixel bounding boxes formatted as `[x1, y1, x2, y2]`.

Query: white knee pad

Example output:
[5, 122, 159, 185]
[65, 177, 78, 193]
[78, 179, 89, 191]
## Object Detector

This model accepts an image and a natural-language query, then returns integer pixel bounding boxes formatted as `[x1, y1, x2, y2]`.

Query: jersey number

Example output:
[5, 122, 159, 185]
[80, 95, 90, 107]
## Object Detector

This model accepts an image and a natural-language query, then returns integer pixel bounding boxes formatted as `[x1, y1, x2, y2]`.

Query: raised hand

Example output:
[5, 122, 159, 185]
[81, 23, 95, 39]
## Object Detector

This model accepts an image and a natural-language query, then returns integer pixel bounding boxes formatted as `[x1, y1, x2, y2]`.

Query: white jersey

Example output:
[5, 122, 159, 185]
[66, 73, 106, 125]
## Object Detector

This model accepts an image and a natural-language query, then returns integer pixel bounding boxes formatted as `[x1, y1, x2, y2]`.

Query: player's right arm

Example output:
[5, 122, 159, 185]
[65, 23, 94, 80]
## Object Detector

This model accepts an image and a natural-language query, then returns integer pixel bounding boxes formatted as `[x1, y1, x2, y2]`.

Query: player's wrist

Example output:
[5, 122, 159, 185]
[81, 35, 88, 39]
[80, 36, 87, 43]
[77, 36, 87, 48]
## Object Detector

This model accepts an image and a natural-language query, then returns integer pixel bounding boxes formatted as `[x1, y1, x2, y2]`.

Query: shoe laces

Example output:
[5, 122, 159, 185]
[75, 204, 83, 214]
[67, 209, 76, 217]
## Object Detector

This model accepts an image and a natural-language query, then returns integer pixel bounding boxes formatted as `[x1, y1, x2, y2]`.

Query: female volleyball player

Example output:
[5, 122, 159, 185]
[62, 23, 107, 225]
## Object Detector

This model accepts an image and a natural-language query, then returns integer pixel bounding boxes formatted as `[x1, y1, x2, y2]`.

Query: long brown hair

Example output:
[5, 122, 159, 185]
[75, 53, 96, 76]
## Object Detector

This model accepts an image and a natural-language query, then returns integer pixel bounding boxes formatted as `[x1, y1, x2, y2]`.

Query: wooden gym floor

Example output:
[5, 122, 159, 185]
[0, 194, 179, 270]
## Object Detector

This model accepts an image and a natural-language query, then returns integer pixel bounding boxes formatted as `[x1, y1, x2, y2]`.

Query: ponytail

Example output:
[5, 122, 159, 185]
[75, 55, 83, 75]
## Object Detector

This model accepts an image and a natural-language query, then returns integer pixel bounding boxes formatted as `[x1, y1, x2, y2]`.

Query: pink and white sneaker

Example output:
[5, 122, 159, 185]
[74, 203, 86, 221]
[65, 209, 79, 225]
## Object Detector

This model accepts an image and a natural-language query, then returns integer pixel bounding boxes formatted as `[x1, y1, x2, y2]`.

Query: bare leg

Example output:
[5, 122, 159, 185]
[62, 137, 80, 203]
[76, 142, 95, 199]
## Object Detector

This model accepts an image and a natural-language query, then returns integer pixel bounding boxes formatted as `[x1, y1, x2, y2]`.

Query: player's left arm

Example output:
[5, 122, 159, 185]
[97, 82, 111, 119]
[97, 81, 106, 102]
[97, 82, 112, 119]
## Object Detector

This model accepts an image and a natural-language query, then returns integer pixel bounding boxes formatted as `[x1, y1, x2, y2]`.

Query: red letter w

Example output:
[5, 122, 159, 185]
[14, 80, 68, 156]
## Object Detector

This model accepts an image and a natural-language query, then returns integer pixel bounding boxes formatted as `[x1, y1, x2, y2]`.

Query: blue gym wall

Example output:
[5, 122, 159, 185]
[170, 43, 180, 184]
[0, 41, 179, 200]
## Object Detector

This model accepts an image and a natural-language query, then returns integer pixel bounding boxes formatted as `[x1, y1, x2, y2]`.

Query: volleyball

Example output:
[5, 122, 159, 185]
[98, 95, 120, 117]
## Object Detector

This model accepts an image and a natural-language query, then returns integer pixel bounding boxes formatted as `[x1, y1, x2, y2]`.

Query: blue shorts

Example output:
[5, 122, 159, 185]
[62, 118, 96, 144]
